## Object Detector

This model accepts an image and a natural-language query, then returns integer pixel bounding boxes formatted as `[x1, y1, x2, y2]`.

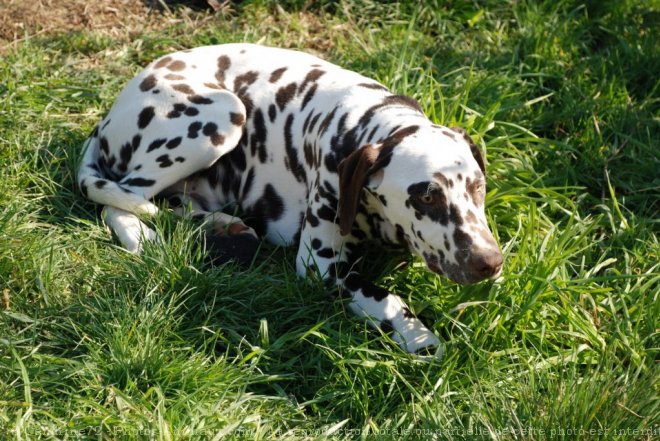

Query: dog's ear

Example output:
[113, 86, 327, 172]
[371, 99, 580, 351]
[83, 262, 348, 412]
[337, 144, 382, 236]
[451, 127, 485, 174]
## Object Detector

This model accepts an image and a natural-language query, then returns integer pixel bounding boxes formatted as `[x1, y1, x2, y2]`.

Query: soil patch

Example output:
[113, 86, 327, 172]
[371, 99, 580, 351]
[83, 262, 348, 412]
[0, 0, 218, 50]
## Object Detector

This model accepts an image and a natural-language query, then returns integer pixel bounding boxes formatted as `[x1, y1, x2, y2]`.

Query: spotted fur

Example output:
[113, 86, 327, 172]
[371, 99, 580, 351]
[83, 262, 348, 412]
[78, 43, 503, 357]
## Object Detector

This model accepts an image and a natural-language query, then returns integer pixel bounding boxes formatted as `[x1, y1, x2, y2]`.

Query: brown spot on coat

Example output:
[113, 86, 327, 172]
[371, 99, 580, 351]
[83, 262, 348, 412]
[204, 82, 224, 90]
[215, 55, 231, 87]
[441, 129, 457, 140]
[234, 71, 259, 91]
[230, 112, 245, 126]
[268, 104, 277, 122]
[137, 106, 156, 129]
[203, 122, 225, 146]
[154, 56, 172, 69]
[184, 107, 199, 116]
[172, 83, 195, 95]
[276, 82, 297, 111]
[188, 95, 213, 105]
[269, 67, 287, 83]
[167, 60, 186, 71]
[299, 68, 325, 94]
[167, 103, 187, 119]
[139, 75, 157, 91]
[244, 184, 284, 236]
[233, 71, 258, 117]
[301, 83, 317, 110]
[166, 137, 182, 149]
[433, 172, 449, 188]
[284, 114, 306, 183]
[373, 125, 420, 170]
[147, 138, 167, 152]
[451, 127, 485, 173]
[466, 176, 485, 206]
[358, 82, 388, 91]
[156, 154, 174, 168]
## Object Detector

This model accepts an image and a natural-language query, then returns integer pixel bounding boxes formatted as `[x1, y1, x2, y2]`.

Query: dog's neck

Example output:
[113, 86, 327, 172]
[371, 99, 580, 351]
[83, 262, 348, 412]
[351, 188, 406, 248]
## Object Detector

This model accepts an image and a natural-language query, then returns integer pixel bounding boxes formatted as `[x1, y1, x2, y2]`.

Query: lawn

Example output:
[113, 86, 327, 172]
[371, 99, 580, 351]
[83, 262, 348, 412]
[0, 0, 658, 439]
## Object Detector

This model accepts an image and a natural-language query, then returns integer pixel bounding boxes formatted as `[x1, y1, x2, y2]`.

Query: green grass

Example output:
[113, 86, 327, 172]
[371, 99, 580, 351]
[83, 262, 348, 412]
[1, 0, 658, 439]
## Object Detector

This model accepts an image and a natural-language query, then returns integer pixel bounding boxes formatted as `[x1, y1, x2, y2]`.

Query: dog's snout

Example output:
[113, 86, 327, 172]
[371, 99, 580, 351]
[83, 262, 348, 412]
[469, 248, 503, 279]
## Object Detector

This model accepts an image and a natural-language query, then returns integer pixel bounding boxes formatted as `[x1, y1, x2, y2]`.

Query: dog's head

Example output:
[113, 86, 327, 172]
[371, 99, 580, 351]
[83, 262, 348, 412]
[338, 125, 502, 284]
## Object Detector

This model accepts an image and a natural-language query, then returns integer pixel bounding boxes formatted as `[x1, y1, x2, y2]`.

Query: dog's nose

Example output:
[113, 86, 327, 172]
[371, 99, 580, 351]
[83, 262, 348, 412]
[469, 248, 503, 279]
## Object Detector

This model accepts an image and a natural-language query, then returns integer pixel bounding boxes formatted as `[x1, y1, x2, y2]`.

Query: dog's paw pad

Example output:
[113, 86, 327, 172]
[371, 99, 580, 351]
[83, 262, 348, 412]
[204, 232, 259, 267]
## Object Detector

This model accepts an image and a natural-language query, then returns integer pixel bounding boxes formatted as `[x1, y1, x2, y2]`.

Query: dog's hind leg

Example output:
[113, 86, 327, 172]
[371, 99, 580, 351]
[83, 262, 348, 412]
[101, 206, 158, 253]
[77, 87, 247, 254]
[160, 188, 259, 266]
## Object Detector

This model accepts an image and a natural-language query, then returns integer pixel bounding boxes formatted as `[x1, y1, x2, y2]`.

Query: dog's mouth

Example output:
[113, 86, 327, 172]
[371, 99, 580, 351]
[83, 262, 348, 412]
[426, 259, 444, 276]
[423, 253, 445, 277]
[423, 252, 502, 285]
[426, 261, 477, 284]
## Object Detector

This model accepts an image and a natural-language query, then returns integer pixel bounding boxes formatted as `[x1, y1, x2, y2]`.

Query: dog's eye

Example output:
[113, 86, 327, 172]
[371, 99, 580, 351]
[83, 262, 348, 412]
[419, 194, 434, 204]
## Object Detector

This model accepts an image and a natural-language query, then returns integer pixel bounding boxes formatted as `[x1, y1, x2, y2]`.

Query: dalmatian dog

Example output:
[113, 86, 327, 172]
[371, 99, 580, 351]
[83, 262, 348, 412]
[78, 43, 503, 356]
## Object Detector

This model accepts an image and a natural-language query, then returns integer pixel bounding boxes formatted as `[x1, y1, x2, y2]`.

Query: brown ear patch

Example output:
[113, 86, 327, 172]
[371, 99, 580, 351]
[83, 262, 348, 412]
[337, 125, 421, 236]
[451, 127, 485, 174]
[337, 144, 379, 235]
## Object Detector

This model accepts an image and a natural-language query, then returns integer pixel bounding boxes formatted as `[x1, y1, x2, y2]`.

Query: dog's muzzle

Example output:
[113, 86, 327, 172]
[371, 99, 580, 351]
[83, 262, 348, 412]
[424, 247, 503, 284]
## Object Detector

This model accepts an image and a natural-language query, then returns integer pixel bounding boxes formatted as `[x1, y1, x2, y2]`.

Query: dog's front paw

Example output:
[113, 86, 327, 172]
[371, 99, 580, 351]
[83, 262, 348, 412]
[413, 340, 443, 360]
[391, 320, 443, 359]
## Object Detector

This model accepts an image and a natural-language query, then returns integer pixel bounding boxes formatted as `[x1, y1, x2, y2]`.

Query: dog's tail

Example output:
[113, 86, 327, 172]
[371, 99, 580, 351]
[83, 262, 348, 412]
[77, 126, 158, 215]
